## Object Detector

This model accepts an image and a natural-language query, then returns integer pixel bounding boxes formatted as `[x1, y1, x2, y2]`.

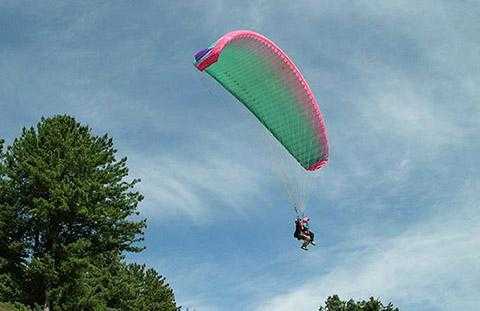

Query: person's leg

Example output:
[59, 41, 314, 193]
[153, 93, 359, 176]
[300, 235, 311, 250]
[308, 231, 315, 245]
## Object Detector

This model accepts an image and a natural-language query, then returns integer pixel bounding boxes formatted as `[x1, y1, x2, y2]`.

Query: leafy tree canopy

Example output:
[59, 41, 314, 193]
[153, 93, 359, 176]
[0, 115, 177, 310]
[319, 295, 399, 311]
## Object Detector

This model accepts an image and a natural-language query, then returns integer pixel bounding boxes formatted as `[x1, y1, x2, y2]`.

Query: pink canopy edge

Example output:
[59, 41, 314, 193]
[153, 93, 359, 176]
[196, 30, 329, 171]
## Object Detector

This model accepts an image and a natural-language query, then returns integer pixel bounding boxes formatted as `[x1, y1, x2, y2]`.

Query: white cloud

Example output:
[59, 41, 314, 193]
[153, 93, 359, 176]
[135, 155, 267, 222]
[128, 125, 275, 223]
[360, 72, 463, 147]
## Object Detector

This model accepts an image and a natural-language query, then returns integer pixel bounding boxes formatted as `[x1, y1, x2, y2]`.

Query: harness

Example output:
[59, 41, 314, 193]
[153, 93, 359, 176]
[293, 218, 302, 240]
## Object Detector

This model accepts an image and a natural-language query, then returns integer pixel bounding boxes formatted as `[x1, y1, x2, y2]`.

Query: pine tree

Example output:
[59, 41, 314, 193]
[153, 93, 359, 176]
[104, 261, 179, 311]
[0, 139, 26, 301]
[1, 116, 147, 310]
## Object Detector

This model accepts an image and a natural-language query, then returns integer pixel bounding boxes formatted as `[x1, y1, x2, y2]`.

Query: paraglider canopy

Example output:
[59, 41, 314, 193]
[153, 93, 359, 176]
[194, 30, 329, 171]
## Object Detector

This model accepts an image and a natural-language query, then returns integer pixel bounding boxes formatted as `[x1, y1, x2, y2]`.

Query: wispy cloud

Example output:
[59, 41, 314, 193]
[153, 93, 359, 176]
[128, 125, 275, 223]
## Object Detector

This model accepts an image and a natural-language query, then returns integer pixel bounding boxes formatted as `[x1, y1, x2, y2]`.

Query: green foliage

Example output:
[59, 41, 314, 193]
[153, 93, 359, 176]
[0, 116, 179, 310]
[0, 140, 26, 301]
[0, 302, 31, 311]
[104, 261, 178, 311]
[318, 295, 399, 311]
[19, 253, 178, 311]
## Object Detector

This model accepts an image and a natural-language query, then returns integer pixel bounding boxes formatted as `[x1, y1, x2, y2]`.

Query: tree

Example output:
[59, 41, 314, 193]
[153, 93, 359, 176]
[0, 116, 147, 310]
[0, 139, 26, 301]
[40, 252, 179, 311]
[318, 295, 399, 311]
[104, 261, 178, 311]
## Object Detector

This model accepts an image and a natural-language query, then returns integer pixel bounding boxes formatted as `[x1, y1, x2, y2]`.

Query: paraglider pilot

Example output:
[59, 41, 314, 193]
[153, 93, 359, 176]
[294, 216, 315, 250]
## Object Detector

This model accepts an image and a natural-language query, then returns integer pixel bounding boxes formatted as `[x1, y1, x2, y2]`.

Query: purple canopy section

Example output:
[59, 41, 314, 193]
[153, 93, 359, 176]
[194, 48, 212, 63]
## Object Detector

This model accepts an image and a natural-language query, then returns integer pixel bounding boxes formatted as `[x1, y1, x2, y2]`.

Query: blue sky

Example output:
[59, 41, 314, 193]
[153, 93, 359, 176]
[1, 1, 479, 310]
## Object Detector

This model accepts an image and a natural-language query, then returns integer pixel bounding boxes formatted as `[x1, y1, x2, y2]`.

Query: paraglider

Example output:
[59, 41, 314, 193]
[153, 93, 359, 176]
[194, 30, 329, 249]
[194, 30, 328, 171]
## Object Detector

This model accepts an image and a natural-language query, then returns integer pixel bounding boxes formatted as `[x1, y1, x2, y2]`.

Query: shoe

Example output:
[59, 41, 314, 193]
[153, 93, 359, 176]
[301, 246, 308, 251]
[310, 241, 316, 246]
